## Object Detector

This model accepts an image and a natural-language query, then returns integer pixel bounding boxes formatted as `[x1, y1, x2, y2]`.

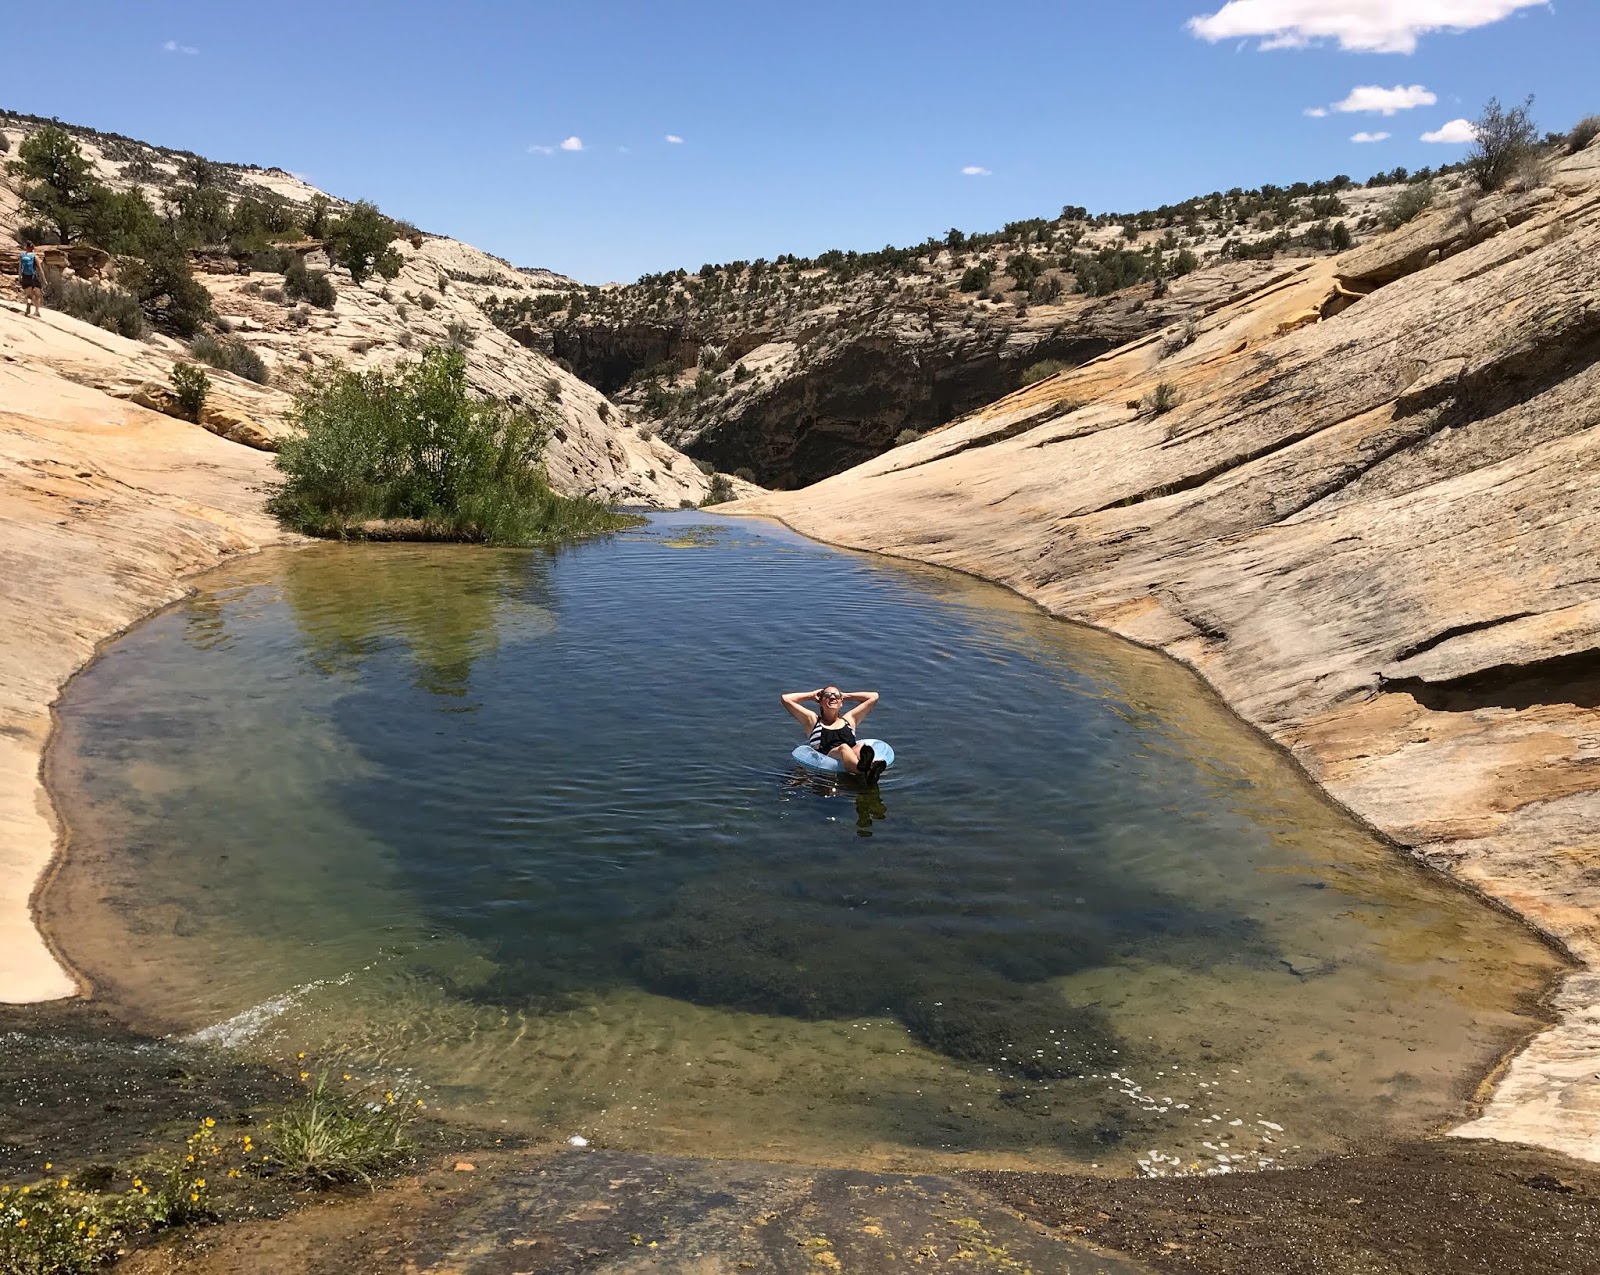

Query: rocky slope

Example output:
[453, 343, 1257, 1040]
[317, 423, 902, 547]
[0, 111, 723, 508]
[733, 137, 1600, 1164]
[511, 182, 1401, 488]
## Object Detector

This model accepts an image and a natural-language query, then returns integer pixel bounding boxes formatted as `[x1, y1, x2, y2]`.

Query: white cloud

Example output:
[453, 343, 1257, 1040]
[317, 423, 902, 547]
[1350, 131, 1390, 143]
[665, 134, 684, 144]
[961, 165, 992, 176]
[1304, 106, 1328, 117]
[1188, 1, 1549, 55]
[527, 144, 555, 155]
[1334, 84, 1436, 114]
[1421, 118, 1478, 143]
[559, 136, 584, 151]
[162, 39, 199, 55]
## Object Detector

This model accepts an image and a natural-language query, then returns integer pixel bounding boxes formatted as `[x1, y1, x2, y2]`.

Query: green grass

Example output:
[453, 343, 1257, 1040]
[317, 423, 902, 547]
[270, 346, 639, 545]
[264, 1072, 414, 1186]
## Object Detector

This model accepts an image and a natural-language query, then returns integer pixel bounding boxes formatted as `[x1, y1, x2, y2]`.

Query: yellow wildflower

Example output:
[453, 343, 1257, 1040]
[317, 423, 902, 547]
[203, 1117, 216, 1128]
[132, 1178, 142, 1188]
[299, 1071, 310, 1081]
[385, 1092, 394, 1103]
[227, 1169, 240, 1179]
[87, 1226, 99, 1238]
[296, 1051, 306, 1060]
[16, 1218, 27, 1228]
[194, 1179, 206, 1189]
[342, 1073, 352, 1081]
[190, 1192, 199, 1202]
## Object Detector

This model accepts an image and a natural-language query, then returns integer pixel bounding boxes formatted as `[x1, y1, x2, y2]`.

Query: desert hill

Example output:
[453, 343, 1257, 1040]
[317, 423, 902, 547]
[0, 109, 723, 508]
[502, 168, 1419, 488]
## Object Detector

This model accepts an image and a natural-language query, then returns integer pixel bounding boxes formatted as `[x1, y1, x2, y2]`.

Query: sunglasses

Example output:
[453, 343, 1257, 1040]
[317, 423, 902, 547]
[820, 692, 842, 701]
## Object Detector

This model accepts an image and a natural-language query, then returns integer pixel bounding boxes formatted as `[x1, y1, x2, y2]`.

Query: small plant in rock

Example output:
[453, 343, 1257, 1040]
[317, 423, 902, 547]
[171, 361, 210, 421]
[1019, 358, 1076, 386]
[190, 334, 269, 384]
[1467, 95, 1538, 192]
[444, 320, 475, 349]
[1142, 381, 1181, 415]
[894, 428, 922, 446]
[1160, 321, 1198, 358]
[417, 292, 437, 311]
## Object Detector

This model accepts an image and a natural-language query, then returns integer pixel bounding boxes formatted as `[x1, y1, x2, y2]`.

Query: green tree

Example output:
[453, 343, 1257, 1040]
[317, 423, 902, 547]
[328, 200, 402, 284]
[304, 193, 332, 239]
[1330, 220, 1353, 251]
[1467, 95, 1538, 192]
[9, 126, 101, 242]
[123, 239, 214, 336]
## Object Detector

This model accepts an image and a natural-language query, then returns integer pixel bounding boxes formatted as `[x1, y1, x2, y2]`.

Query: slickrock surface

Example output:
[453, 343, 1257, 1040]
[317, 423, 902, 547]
[733, 139, 1600, 1162]
[0, 305, 292, 1002]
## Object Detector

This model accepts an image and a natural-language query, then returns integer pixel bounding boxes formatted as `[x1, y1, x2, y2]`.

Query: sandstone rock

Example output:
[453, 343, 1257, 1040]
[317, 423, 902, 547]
[733, 140, 1600, 1164]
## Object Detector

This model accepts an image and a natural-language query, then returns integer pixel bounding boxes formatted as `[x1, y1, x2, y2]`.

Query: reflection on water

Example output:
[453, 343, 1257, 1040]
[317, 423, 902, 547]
[46, 516, 1564, 1175]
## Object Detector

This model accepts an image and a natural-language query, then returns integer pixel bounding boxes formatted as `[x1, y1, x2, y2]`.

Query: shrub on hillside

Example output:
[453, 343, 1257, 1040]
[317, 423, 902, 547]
[52, 278, 146, 338]
[1382, 180, 1436, 229]
[190, 334, 269, 384]
[327, 200, 402, 284]
[700, 473, 735, 506]
[1467, 96, 1538, 192]
[172, 362, 210, 421]
[284, 257, 337, 309]
[1568, 115, 1600, 155]
[122, 243, 214, 336]
[269, 346, 633, 544]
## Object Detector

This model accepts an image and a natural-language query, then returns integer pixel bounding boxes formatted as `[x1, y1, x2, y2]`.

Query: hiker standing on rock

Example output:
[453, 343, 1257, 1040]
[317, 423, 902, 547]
[18, 241, 44, 317]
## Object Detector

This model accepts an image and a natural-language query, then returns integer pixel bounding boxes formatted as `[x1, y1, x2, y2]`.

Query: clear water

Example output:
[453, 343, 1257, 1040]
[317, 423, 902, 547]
[47, 514, 1561, 1175]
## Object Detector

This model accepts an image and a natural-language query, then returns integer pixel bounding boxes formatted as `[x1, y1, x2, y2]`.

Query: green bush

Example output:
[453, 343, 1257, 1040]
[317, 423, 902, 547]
[269, 346, 635, 544]
[1019, 358, 1076, 386]
[1382, 180, 1436, 229]
[1567, 115, 1600, 155]
[172, 362, 210, 421]
[1468, 96, 1538, 192]
[284, 257, 337, 308]
[190, 334, 269, 383]
[893, 428, 922, 446]
[1330, 220, 1353, 250]
[51, 278, 145, 338]
[417, 291, 437, 310]
[700, 473, 735, 506]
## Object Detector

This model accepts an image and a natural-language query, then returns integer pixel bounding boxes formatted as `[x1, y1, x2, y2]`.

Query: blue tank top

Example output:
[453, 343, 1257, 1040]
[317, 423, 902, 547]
[19, 252, 37, 276]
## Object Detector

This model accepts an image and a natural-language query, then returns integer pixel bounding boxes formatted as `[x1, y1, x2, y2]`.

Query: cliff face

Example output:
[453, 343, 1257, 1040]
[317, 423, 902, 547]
[734, 139, 1600, 1163]
[0, 113, 718, 508]
[515, 187, 1398, 490]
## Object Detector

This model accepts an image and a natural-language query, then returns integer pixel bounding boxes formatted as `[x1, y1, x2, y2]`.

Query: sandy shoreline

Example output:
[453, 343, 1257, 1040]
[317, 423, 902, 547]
[0, 306, 294, 1003]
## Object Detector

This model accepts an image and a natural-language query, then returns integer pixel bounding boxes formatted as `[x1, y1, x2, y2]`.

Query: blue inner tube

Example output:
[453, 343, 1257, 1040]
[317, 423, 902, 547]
[792, 739, 895, 775]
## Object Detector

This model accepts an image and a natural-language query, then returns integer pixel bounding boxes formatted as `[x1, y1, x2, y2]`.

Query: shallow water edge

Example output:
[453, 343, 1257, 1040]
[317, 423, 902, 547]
[26, 516, 1574, 1182]
[723, 502, 1598, 1164]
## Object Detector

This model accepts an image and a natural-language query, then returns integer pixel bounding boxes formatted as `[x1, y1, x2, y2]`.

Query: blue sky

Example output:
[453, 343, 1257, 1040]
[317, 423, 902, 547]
[7, 2, 1593, 281]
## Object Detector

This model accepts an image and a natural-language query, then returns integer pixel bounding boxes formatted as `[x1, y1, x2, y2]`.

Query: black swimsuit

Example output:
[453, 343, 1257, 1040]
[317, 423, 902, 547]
[808, 717, 857, 754]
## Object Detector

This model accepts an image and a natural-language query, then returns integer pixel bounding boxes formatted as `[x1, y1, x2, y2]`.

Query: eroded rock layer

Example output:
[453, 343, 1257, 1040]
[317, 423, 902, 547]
[734, 140, 1600, 1162]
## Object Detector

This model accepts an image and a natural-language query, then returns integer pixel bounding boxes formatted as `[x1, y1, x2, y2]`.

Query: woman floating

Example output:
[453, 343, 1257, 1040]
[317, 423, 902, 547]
[782, 684, 886, 782]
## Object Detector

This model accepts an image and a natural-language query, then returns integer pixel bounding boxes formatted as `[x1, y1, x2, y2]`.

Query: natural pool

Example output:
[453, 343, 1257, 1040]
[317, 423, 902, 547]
[45, 514, 1562, 1175]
